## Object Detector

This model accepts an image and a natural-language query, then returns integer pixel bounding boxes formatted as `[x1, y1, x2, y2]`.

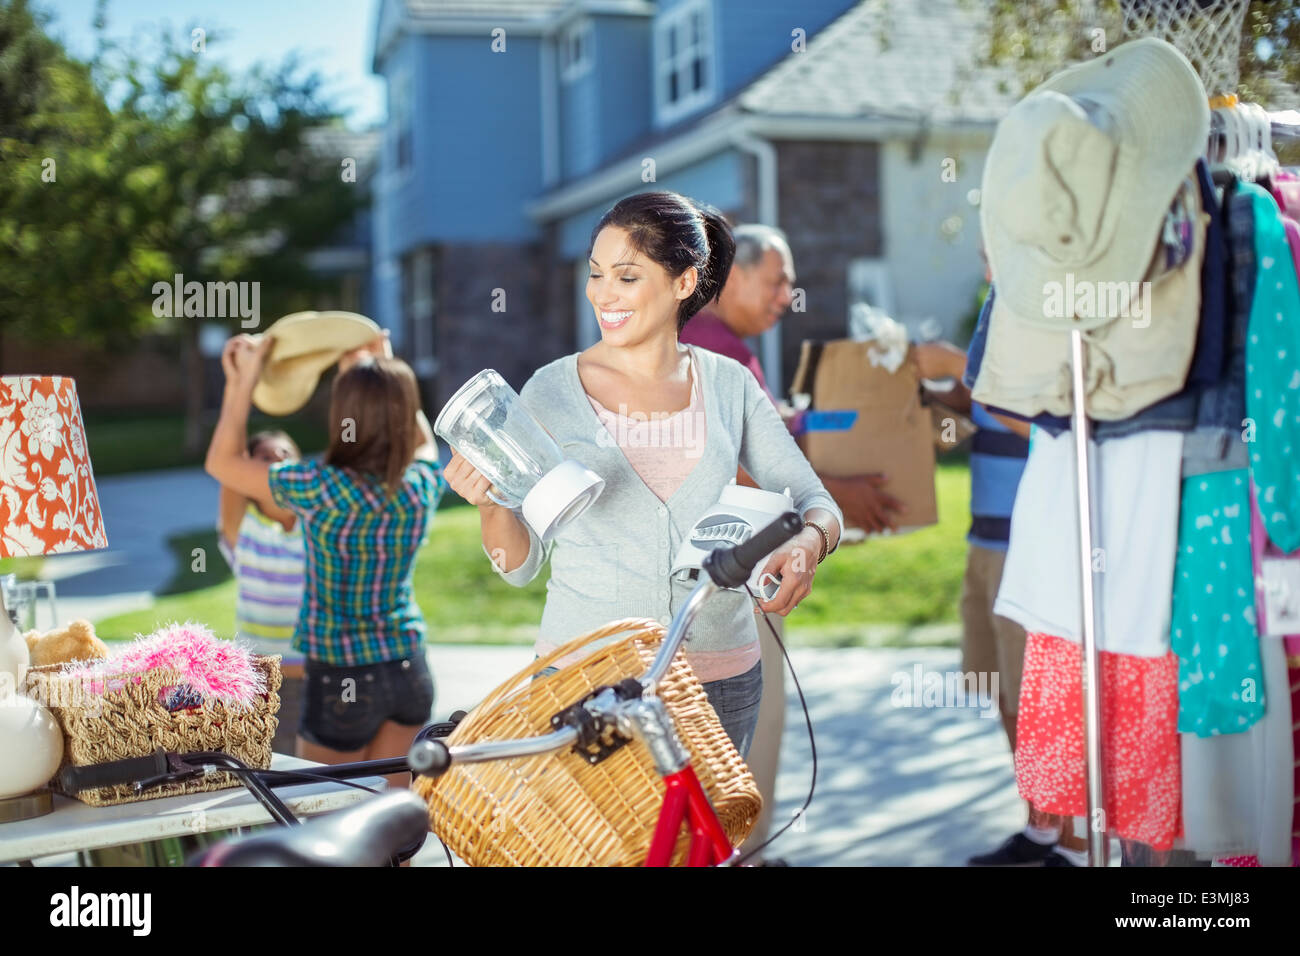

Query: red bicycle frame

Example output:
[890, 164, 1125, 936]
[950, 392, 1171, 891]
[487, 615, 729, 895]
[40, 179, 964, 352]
[645, 764, 734, 866]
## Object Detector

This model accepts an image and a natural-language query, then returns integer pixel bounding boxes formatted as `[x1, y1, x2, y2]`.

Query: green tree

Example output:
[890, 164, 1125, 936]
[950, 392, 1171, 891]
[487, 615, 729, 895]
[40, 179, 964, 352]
[0, 1, 364, 452]
[979, 0, 1299, 97]
[972, 0, 1300, 159]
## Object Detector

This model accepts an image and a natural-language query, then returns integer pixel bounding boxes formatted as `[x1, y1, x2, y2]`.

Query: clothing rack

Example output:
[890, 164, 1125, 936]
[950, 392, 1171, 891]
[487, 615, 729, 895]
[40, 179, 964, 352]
[1069, 102, 1299, 868]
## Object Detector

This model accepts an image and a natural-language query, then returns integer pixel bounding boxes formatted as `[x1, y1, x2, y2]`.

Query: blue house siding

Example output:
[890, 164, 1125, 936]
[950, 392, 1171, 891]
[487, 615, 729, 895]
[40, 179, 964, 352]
[592, 17, 653, 173]
[713, 0, 854, 98]
[383, 33, 547, 252]
[556, 149, 748, 259]
[559, 15, 653, 181]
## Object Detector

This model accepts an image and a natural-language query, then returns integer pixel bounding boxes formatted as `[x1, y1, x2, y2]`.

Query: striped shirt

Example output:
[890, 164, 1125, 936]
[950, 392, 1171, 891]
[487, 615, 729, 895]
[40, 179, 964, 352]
[268, 458, 446, 666]
[217, 504, 306, 662]
[968, 403, 1029, 551]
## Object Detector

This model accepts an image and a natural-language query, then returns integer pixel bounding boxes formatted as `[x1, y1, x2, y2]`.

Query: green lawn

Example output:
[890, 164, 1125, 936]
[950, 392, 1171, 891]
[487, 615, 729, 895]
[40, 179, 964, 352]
[81, 410, 329, 477]
[95, 461, 972, 647]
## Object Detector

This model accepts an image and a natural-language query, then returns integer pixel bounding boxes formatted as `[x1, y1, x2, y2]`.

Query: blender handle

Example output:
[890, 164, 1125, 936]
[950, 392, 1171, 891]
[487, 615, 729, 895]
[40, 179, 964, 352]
[485, 486, 518, 509]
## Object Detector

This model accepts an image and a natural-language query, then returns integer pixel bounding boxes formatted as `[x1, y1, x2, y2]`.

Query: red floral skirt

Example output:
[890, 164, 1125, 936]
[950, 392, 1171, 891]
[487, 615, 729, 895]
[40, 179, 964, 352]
[1015, 632, 1183, 850]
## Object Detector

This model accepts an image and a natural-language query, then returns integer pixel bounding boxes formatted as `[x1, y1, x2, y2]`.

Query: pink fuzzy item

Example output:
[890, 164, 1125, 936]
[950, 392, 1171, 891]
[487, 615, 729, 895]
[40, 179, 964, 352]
[65, 622, 265, 708]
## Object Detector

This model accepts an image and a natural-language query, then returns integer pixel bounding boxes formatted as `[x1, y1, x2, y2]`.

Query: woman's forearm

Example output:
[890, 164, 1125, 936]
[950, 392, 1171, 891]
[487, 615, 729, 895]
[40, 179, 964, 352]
[206, 385, 251, 479]
[479, 502, 532, 573]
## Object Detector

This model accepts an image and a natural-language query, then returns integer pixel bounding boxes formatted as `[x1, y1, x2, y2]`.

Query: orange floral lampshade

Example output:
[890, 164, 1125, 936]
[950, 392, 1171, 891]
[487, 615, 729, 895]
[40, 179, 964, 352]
[0, 376, 107, 557]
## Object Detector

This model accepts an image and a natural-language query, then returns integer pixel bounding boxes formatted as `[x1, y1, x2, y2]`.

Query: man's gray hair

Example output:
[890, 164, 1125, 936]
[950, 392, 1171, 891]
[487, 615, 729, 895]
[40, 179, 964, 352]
[732, 223, 790, 269]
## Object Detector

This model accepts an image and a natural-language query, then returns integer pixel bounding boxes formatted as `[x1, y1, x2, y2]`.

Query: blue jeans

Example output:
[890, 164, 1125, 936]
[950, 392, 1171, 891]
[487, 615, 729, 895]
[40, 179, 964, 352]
[701, 659, 764, 758]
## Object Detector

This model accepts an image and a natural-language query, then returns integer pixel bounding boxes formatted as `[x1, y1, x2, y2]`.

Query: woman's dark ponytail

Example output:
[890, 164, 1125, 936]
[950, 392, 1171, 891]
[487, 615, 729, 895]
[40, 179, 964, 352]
[685, 201, 736, 326]
[589, 191, 736, 334]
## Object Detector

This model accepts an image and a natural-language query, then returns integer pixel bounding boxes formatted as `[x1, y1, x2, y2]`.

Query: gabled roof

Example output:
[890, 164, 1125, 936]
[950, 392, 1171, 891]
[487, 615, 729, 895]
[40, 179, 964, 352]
[738, 0, 1019, 124]
[402, 0, 567, 19]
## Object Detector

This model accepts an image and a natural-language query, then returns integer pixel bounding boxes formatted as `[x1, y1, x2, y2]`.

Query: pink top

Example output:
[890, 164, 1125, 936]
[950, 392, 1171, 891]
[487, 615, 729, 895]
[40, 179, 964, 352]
[587, 356, 708, 502]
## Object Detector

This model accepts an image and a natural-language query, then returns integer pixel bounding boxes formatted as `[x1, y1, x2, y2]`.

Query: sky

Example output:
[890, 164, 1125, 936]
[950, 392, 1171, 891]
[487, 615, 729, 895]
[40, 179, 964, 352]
[41, 0, 386, 130]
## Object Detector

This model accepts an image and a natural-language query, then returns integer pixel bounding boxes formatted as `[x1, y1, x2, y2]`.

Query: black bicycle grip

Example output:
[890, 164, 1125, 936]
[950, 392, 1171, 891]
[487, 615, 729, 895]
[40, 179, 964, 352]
[703, 511, 803, 590]
[408, 739, 453, 778]
[58, 749, 169, 793]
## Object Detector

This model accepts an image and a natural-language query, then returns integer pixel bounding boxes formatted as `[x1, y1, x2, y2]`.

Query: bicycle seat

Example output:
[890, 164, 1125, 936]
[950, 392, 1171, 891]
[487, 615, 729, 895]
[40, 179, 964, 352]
[195, 790, 430, 867]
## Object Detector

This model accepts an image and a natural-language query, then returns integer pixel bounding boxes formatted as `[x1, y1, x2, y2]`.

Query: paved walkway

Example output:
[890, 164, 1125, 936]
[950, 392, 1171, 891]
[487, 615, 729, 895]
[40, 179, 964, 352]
[33, 466, 218, 626]
[410, 644, 1025, 867]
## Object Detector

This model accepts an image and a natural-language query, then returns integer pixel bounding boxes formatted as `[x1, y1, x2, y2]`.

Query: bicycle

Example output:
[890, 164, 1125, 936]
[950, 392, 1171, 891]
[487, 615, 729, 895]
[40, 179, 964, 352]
[57, 512, 808, 867]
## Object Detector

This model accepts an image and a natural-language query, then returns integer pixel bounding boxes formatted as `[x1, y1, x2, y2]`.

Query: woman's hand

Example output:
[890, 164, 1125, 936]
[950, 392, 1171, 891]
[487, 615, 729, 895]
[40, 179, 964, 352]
[338, 331, 394, 374]
[444, 451, 504, 508]
[755, 527, 823, 617]
[221, 334, 272, 395]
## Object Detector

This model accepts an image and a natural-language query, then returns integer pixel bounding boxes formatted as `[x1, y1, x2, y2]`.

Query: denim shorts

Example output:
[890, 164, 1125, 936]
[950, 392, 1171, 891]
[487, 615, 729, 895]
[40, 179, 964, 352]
[300, 654, 435, 751]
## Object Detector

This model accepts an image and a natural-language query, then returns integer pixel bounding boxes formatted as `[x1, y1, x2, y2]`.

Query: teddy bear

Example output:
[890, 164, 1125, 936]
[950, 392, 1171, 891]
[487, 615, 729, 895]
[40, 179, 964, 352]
[24, 619, 110, 668]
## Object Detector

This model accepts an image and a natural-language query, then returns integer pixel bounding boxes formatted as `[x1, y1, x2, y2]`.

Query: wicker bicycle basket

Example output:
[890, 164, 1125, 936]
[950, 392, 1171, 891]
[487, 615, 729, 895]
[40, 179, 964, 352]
[25, 655, 281, 807]
[414, 618, 761, 866]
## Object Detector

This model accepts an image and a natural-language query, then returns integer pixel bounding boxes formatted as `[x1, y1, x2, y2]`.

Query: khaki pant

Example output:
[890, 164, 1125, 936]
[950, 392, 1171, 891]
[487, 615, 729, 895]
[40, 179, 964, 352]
[739, 613, 785, 858]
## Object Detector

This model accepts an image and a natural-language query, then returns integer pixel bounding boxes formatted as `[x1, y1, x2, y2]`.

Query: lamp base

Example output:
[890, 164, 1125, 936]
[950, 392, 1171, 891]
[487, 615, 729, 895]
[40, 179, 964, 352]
[0, 787, 54, 823]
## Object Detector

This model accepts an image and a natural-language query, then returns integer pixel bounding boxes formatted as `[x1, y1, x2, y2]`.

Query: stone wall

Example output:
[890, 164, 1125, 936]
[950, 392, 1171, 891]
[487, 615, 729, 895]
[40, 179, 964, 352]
[430, 240, 574, 411]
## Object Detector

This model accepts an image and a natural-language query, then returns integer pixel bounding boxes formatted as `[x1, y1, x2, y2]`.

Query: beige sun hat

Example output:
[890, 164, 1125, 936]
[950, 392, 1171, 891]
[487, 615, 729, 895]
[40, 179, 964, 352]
[980, 37, 1209, 330]
[251, 311, 381, 416]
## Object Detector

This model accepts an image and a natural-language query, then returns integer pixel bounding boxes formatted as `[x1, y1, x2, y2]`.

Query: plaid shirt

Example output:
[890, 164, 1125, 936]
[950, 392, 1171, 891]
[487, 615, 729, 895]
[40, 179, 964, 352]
[268, 458, 445, 666]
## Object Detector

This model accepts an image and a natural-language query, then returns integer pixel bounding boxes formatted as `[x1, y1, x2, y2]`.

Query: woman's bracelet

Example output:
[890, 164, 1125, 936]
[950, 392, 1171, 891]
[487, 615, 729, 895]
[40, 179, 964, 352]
[803, 519, 832, 564]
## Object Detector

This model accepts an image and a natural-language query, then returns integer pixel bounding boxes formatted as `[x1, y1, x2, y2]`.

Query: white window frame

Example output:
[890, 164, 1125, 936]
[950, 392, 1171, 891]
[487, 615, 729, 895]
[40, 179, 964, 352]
[389, 69, 414, 179]
[653, 0, 715, 127]
[575, 258, 599, 349]
[405, 248, 437, 378]
[846, 258, 895, 328]
[560, 19, 594, 83]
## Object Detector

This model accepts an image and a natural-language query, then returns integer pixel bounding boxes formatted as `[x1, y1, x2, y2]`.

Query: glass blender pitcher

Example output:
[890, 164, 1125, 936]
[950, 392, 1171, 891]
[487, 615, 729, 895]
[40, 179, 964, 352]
[435, 370, 604, 541]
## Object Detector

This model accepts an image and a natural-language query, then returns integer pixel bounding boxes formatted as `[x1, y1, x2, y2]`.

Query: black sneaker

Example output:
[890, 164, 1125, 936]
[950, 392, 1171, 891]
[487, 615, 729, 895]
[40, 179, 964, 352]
[967, 832, 1058, 866]
[1042, 850, 1083, 867]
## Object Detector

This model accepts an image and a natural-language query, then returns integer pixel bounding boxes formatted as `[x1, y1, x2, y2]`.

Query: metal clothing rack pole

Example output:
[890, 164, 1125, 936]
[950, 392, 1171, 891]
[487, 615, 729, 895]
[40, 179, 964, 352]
[1069, 329, 1109, 867]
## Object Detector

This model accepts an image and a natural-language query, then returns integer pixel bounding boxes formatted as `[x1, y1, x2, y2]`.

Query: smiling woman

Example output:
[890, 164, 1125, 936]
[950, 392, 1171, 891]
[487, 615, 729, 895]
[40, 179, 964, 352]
[442, 190, 843, 757]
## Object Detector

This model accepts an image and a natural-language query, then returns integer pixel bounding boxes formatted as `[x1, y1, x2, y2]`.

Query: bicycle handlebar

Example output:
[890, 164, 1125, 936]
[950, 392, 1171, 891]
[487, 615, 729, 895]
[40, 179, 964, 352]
[413, 512, 806, 778]
[58, 749, 170, 794]
[703, 511, 803, 589]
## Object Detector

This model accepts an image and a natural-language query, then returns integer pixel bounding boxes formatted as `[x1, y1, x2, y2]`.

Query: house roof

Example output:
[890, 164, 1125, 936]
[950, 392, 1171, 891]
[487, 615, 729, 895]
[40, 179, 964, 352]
[737, 0, 1019, 124]
[402, 0, 568, 19]
[305, 127, 382, 178]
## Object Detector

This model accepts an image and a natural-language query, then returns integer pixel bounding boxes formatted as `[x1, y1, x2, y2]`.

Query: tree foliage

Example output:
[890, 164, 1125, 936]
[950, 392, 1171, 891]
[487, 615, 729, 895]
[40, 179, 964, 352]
[977, 0, 1300, 103]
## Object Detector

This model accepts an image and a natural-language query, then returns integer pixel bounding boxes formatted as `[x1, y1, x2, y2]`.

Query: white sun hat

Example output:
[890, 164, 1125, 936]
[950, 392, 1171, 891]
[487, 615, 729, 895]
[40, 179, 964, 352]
[251, 311, 381, 416]
[980, 37, 1209, 331]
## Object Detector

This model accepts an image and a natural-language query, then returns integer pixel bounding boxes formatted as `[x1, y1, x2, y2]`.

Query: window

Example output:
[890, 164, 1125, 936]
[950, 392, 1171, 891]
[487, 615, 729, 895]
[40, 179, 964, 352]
[560, 19, 594, 83]
[654, 1, 714, 125]
[846, 259, 895, 334]
[390, 71, 413, 175]
[402, 248, 437, 378]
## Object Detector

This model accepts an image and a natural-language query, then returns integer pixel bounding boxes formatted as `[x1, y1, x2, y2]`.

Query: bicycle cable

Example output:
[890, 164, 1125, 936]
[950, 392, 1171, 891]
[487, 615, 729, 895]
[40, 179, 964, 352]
[732, 586, 817, 866]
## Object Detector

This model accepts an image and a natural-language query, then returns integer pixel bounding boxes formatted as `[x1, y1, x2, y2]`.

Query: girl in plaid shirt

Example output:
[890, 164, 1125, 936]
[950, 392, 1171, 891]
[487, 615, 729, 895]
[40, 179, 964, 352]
[206, 332, 444, 787]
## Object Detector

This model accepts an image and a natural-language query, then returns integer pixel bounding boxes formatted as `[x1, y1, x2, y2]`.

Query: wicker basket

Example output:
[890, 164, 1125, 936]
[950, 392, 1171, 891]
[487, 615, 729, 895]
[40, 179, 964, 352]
[26, 655, 281, 807]
[414, 619, 761, 866]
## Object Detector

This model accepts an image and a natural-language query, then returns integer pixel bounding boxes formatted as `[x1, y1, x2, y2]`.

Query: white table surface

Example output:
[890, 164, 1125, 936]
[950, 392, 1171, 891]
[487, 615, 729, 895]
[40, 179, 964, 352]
[0, 753, 387, 864]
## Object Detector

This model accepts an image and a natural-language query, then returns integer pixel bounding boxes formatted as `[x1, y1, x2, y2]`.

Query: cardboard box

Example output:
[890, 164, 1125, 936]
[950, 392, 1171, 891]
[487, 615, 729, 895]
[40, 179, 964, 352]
[790, 339, 938, 532]
[923, 390, 976, 452]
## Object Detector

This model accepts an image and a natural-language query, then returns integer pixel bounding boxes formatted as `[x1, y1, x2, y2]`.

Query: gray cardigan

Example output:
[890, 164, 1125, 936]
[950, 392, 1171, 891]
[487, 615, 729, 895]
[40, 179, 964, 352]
[489, 345, 842, 658]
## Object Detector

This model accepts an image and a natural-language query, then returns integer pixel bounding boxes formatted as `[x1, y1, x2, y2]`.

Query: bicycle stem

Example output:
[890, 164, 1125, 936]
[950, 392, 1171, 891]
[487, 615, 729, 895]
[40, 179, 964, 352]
[641, 577, 720, 690]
